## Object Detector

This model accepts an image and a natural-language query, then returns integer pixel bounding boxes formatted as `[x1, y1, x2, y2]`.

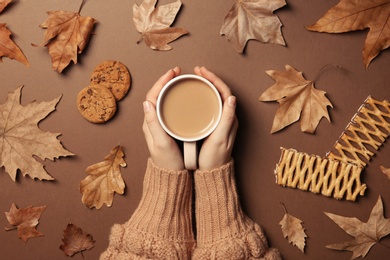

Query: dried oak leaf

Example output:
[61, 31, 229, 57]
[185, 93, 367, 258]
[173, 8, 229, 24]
[380, 165, 390, 180]
[279, 203, 307, 253]
[0, 0, 11, 13]
[306, 0, 390, 68]
[133, 0, 188, 50]
[0, 23, 30, 67]
[36, 2, 96, 73]
[220, 0, 286, 53]
[60, 223, 95, 257]
[0, 86, 74, 181]
[5, 203, 47, 242]
[326, 195, 390, 259]
[80, 145, 126, 209]
[259, 65, 333, 134]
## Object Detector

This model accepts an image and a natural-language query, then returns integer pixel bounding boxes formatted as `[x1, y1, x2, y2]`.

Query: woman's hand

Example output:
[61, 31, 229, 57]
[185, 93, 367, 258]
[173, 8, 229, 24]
[195, 66, 238, 171]
[142, 67, 185, 170]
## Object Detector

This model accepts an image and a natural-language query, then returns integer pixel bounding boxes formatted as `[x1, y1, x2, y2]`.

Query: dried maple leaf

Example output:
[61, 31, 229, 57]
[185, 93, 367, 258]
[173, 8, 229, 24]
[59, 223, 95, 257]
[306, 0, 390, 68]
[279, 203, 307, 252]
[0, 23, 30, 67]
[326, 196, 390, 259]
[36, 0, 96, 73]
[259, 65, 333, 134]
[220, 0, 286, 53]
[380, 165, 390, 180]
[0, 86, 74, 181]
[5, 203, 46, 242]
[0, 0, 11, 13]
[133, 0, 188, 50]
[80, 145, 126, 209]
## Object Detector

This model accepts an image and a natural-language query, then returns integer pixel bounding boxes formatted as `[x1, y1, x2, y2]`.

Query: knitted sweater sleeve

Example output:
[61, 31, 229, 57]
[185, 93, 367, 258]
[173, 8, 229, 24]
[100, 158, 196, 260]
[192, 160, 282, 260]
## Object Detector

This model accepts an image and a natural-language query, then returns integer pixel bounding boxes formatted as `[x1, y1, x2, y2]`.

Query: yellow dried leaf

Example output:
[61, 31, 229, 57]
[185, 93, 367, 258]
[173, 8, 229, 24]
[80, 145, 126, 209]
[259, 65, 333, 133]
[220, 0, 286, 53]
[0, 86, 74, 181]
[0, 24, 30, 67]
[37, 1, 96, 73]
[326, 196, 390, 259]
[380, 165, 390, 180]
[306, 0, 390, 68]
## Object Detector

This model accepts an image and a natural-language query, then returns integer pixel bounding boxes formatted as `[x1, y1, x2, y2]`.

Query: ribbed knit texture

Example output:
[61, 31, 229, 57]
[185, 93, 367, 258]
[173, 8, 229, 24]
[192, 161, 282, 260]
[100, 159, 195, 260]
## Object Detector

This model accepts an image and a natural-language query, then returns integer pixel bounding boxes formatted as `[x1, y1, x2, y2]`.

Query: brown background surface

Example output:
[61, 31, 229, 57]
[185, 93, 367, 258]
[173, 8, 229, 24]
[1, 0, 389, 259]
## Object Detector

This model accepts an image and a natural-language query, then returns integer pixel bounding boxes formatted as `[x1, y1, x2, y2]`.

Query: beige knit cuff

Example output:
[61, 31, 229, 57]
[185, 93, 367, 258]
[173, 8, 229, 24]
[126, 158, 194, 241]
[194, 160, 252, 245]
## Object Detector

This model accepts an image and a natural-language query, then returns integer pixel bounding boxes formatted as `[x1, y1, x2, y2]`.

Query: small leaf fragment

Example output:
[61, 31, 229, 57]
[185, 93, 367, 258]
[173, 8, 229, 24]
[380, 165, 390, 180]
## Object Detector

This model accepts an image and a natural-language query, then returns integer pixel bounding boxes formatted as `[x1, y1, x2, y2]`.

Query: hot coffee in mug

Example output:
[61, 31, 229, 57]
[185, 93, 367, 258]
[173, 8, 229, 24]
[157, 74, 222, 170]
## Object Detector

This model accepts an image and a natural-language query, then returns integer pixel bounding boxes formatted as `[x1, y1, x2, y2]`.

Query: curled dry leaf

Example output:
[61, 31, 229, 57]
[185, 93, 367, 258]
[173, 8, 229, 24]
[0, 0, 12, 13]
[0, 86, 74, 181]
[5, 203, 47, 242]
[220, 0, 286, 53]
[306, 0, 390, 68]
[0, 23, 30, 67]
[133, 0, 188, 50]
[279, 203, 307, 252]
[380, 165, 390, 180]
[36, 0, 96, 73]
[59, 223, 95, 257]
[326, 196, 390, 259]
[80, 145, 126, 209]
[259, 65, 333, 134]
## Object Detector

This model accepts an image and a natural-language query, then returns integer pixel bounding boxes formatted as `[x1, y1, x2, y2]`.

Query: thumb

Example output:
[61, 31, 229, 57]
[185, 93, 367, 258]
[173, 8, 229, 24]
[143, 101, 168, 141]
[214, 96, 237, 137]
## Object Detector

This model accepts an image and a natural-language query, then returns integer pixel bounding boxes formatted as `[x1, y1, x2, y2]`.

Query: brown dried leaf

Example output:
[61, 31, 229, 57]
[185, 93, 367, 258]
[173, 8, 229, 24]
[36, 2, 96, 73]
[59, 223, 95, 257]
[0, 0, 11, 13]
[0, 23, 30, 67]
[133, 0, 188, 50]
[326, 196, 390, 259]
[5, 203, 46, 242]
[380, 165, 390, 180]
[220, 0, 286, 53]
[306, 0, 390, 68]
[80, 145, 126, 209]
[279, 204, 307, 252]
[259, 65, 333, 134]
[0, 86, 74, 181]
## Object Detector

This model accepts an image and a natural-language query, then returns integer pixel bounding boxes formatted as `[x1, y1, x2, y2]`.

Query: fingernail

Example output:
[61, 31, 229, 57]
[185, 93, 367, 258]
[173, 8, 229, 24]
[227, 96, 236, 107]
[143, 101, 151, 112]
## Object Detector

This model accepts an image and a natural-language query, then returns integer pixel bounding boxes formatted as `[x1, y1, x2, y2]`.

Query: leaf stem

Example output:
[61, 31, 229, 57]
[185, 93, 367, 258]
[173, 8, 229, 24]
[313, 64, 344, 83]
[78, 0, 86, 14]
[5, 226, 17, 231]
[280, 202, 288, 214]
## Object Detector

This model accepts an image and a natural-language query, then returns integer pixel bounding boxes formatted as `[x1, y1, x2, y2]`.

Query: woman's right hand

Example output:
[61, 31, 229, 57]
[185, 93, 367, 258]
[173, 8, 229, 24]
[142, 67, 185, 171]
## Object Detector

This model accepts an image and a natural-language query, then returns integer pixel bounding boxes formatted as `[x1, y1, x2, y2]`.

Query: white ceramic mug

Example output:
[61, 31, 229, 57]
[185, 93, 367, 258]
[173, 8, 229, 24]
[156, 74, 223, 170]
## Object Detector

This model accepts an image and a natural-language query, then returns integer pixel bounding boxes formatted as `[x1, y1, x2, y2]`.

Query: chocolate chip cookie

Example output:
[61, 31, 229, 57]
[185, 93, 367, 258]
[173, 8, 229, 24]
[90, 60, 131, 101]
[77, 84, 117, 123]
